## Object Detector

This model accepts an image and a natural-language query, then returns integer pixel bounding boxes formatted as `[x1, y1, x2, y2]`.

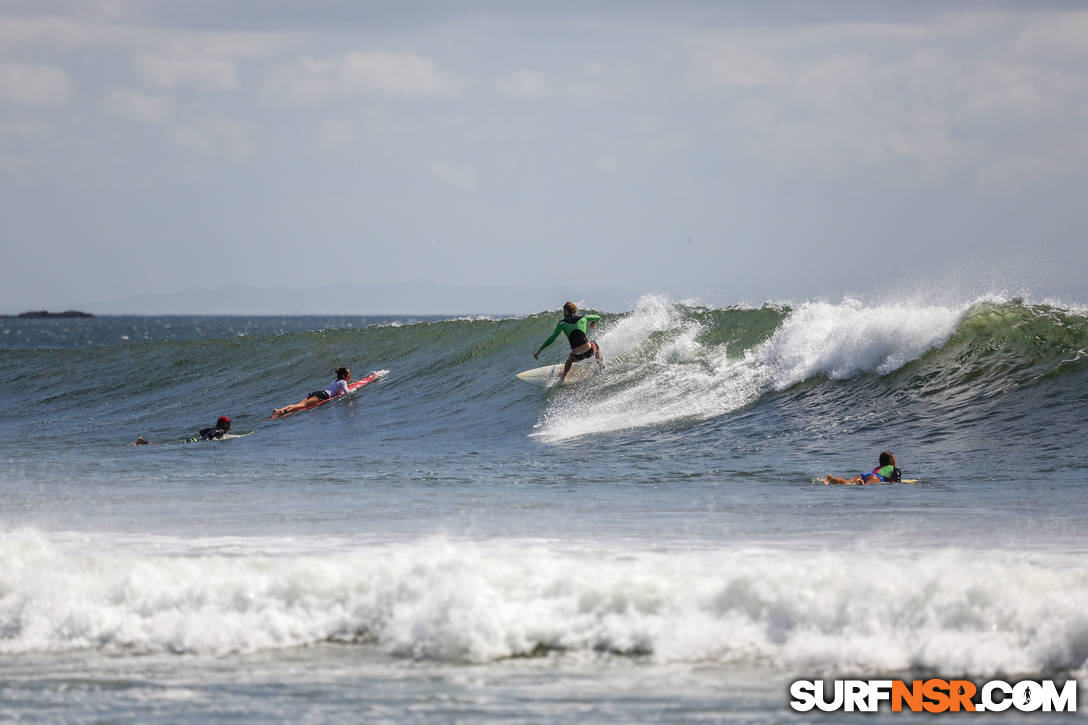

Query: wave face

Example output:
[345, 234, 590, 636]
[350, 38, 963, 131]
[2, 530, 1085, 675]
[1, 296, 1085, 450]
[535, 295, 1087, 443]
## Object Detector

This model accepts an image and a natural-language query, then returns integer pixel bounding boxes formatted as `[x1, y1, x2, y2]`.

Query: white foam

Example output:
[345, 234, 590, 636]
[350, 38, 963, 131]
[535, 295, 965, 441]
[756, 298, 962, 387]
[2, 529, 1085, 675]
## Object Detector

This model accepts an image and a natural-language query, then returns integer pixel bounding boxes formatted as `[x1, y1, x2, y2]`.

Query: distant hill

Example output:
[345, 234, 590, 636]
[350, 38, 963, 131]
[0, 310, 94, 319]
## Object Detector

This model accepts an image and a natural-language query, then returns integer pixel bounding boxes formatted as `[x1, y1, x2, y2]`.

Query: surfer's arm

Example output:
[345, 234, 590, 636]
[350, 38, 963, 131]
[584, 314, 601, 328]
[536, 324, 564, 356]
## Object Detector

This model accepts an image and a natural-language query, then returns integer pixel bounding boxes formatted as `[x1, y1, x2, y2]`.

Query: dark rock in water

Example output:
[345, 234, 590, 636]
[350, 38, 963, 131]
[1, 310, 95, 319]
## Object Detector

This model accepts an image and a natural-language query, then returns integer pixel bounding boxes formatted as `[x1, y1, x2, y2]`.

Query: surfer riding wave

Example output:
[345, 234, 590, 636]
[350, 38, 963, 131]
[534, 302, 604, 384]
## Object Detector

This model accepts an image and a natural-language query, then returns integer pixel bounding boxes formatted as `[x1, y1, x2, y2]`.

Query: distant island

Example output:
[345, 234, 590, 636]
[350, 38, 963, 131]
[0, 310, 94, 319]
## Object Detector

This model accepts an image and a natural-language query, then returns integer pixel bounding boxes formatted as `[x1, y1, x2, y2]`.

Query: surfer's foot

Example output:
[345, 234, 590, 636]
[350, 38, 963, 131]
[822, 475, 831, 485]
[271, 409, 283, 419]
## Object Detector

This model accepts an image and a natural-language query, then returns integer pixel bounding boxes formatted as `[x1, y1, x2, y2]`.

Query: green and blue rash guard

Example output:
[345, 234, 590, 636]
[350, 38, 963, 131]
[539, 314, 601, 351]
[865, 464, 899, 482]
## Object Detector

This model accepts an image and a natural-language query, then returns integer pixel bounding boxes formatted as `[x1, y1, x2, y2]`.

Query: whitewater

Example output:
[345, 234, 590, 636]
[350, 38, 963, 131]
[1, 294, 1085, 723]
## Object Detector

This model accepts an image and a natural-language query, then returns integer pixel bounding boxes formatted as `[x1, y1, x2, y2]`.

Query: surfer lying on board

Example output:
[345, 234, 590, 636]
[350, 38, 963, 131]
[271, 367, 351, 419]
[133, 416, 232, 445]
[823, 450, 902, 485]
[186, 416, 232, 442]
[533, 302, 604, 384]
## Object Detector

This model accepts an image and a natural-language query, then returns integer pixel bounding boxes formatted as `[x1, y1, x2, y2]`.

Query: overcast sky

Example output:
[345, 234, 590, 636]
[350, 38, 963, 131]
[2, 1, 1086, 313]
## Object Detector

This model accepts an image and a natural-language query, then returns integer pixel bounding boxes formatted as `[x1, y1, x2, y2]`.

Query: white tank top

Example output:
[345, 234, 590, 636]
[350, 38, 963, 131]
[325, 379, 349, 397]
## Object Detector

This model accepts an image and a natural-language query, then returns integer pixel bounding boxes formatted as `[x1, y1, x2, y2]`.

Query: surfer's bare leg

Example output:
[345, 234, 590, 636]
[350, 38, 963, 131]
[560, 358, 574, 383]
[272, 396, 318, 418]
[594, 344, 604, 370]
[823, 474, 862, 485]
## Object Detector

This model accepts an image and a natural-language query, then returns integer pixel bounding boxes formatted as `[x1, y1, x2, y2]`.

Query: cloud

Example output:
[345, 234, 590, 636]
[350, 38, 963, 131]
[103, 88, 168, 122]
[0, 61, 70, 104]
[265, 50, 458, 103]
[314, 117, 357, 150]
[0, 14, 292, 56]
[425, 160, 477, 193]
[959, 59, 1081, 117]
[1013, 9, 1088, 59]
[976, 150, 1080, 194]
[692, 43, 789, 89]
[0, 15, 121, 51]
[135, 55, 237, 90]
[690, 11, 1088, 188]
[102, 88, 255, 158]
[498, 69, 551, 99]
[171, 115, 253, 157]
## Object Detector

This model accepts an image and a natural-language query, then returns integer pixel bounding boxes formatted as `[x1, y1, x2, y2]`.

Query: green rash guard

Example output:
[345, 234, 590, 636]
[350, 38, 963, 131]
[539, 314, 601, 351]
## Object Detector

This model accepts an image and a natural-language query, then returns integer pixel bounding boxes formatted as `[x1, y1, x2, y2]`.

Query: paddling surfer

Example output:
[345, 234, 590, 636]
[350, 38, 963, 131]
[823, 451, 902, 485]
[533, 302, 604, 384]
[188, 416, 232, 442]
[133, 415, 232, 445]
[272, 367, 351, 419]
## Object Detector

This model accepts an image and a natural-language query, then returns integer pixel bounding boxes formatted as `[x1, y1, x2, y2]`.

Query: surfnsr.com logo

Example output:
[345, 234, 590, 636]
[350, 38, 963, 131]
[789, 679, 1077, 713]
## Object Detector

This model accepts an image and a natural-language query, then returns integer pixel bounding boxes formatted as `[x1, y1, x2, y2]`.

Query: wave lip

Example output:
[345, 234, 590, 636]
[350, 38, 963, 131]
[3, 531, 1086, 676]
[755, 298, 963, 389]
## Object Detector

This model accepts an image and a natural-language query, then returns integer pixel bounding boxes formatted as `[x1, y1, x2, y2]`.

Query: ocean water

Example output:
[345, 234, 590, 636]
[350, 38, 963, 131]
[1, 294, 1086, 723]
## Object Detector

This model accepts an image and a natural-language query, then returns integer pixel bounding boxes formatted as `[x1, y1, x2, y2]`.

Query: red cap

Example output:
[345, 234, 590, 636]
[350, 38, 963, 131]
[218, 416, 231, 424]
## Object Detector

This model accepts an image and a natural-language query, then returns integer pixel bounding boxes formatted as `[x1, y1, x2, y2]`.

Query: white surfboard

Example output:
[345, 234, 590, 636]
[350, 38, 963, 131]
[516, 360, 599, 388]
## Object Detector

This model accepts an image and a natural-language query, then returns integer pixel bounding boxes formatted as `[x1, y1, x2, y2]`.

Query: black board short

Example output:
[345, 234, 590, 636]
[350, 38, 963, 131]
[308, 390, 331, 401]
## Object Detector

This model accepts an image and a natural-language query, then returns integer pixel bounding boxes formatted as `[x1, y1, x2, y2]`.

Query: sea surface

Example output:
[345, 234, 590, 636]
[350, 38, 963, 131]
[1, 294, 1086, 723]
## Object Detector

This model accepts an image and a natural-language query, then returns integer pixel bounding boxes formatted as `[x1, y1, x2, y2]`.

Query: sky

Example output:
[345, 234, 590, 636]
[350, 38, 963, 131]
[2, 1, 1087, 314]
